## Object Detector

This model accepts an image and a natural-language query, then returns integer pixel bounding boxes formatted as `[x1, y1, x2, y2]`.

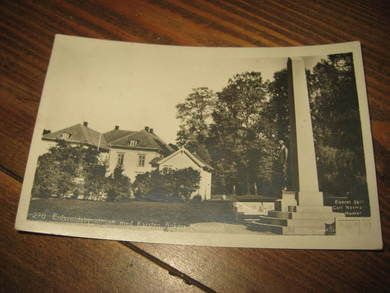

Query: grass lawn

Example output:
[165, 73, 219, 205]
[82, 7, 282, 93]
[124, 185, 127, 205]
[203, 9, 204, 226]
[28, 198, 236, 227]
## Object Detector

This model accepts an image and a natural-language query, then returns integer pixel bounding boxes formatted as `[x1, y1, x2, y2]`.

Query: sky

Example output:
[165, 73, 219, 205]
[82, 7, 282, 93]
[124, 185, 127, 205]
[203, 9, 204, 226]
[38, 36, 325, 144]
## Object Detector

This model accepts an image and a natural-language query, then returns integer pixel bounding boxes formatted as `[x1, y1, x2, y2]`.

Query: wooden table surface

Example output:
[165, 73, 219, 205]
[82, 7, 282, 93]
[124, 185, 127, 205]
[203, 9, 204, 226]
[1, 1, 389, 292]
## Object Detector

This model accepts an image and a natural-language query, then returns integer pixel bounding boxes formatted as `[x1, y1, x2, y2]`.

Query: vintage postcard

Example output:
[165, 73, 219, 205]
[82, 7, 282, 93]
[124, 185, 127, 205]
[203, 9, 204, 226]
[15, 35, 382, 249]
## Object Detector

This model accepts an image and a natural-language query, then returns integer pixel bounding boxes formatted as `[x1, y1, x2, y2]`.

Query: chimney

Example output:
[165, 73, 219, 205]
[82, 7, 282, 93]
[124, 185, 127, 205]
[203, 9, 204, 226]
[42, 129, 51, 136]
[149, 128, 154, 133]
[115, 125, 119, 130]
[144, 126, 149, 132]
[83, 121, 88, 127]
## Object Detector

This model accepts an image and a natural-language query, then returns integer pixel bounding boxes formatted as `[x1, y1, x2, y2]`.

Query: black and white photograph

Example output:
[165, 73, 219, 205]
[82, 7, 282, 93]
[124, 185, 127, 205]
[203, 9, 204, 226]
[15, 35, 382, 249]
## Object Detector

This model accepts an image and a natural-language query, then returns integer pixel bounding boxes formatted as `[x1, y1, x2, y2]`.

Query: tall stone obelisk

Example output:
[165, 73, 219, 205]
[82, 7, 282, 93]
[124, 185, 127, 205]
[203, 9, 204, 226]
[267, 57, 341, 235]
[288, 57, 324, 206]
[249, 57, 344, 234]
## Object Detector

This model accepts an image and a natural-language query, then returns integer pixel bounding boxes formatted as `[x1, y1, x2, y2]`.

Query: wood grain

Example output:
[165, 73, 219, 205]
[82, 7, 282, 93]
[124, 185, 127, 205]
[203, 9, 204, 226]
[0, 0, 389, 291]
[0, 172, 202, 292]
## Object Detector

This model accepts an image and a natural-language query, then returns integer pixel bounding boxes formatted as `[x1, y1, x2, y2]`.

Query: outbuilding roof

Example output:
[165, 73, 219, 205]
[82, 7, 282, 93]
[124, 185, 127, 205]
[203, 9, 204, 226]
[157, 147, 213, 171]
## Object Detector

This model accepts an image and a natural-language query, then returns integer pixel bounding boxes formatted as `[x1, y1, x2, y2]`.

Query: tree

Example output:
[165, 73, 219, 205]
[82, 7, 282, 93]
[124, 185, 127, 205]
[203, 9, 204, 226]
[307, 53, 368, 199]
[264, 69, 291, 194]
[31, 141, 129, 201]
[210, 72, 270, 194]
[265, 69, 289, 143]
[105, 166, 132, 201]
[174, 71, 289, 196]
[132, 171, 153, 197]
[173, 168, 201, 200]
[133, 168, 200, 201]
[176, 87, 216, 163]
[83, 146, 109, 200]
[32, 141, 80, 198]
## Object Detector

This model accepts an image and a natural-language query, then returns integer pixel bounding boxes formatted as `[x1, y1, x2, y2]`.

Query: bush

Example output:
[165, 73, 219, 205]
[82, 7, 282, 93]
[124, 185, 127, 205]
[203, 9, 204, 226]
[31, 142, 132, 202]
[32, 142, 81, 198]
[105, 166, 132, 201]
[133, 167, 200, 201]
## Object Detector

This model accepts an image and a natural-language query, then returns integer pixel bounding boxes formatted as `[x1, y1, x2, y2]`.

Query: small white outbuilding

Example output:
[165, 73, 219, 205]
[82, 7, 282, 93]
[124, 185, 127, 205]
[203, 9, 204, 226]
[156, 148, 212, 201]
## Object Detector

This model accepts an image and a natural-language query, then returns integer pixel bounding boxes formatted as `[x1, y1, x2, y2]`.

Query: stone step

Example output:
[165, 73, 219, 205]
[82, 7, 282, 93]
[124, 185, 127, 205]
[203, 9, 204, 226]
[242, 218, 263, 222]
[275, 198, 297, 212]
[267, 210, 291, 219]
[256, 216, 331, 228]
[267, 210, 336, 221]
[290, 212, 335, 221]
[241, 217, 259, 225]
[246, 221, 283, 234]
[287, 219, 329, 228]
[245, 220, 329, 235]
[283, 225, 326, 235]
[288, 205, 333, 213]
[236, 213, 263, 220]
[281, 191, 296, 200]
[256, 216, 288, 226]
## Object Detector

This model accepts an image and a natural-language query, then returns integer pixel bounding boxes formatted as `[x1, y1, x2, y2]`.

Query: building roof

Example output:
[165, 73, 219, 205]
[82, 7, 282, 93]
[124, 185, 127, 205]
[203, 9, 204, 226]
[42, 123, 108, 150]
[42, 123, 173, 154]
[104, 127, 174, 154]
[157, 147, 213, 171]
[103, 129, 136, 144]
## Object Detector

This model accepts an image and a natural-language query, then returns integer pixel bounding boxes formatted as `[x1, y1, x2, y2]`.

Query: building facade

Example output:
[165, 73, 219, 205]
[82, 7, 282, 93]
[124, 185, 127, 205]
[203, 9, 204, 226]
[157, 148, 212, 200]
[104, 125, 172, 180]
[41, 122, 212, 200]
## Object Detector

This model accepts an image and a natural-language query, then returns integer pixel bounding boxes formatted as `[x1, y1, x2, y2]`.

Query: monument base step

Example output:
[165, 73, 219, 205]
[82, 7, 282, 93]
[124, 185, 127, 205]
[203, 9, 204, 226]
[268, 210, 292, 219]
[242, 202, 340, 235]
[288, 205, 333, 213]
[275, 192, 297, 212]
[281, 191, 296, 200]
[283, 225, 326, 235]
[246, 221, 283, 234]
[289, 212, 336, 222]
[254, 216, 333, 228]
[246, 221, 327, 235]
[267, 209, 337, 221]
[236, 214, 264, 220]
[255, 216, 288, 226]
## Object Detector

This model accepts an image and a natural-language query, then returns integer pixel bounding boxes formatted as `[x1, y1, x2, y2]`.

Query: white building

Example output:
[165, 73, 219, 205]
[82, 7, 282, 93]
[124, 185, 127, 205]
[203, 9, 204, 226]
[41, 122, 213, 200]
[104, 125, 173, 180]
[157, 148, 213, 200]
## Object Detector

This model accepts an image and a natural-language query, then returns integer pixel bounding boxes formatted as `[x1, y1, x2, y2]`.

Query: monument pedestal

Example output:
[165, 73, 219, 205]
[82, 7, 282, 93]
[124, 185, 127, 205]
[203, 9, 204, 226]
[275, 191, 297, 212]
[246, 191, 344, 235]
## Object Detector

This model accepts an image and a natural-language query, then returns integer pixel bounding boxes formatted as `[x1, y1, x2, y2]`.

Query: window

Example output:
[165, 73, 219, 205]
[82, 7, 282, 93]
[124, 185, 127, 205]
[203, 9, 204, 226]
[129, 139, 138, 147]
[138, 154, 145, 167]
[60, 132, 71, 140]
[117, 152, 124, 166]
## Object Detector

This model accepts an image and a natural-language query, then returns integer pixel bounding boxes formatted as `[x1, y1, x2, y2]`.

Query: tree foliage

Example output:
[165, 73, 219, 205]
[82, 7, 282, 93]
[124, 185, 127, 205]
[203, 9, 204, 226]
[210, 72, 271, 194]
[307, 53, 368, 198]
[176, 55, 368, 200]
[264, 69, 289, 143]
[176, 72, 284, 195]
[105, 166, 132, 201]
[32, 142, 83, 198]
[31, 142, 132, 201]
[133, 167, 200, 201]
[176, 87, 216, 163]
